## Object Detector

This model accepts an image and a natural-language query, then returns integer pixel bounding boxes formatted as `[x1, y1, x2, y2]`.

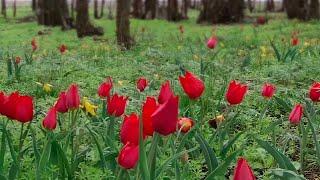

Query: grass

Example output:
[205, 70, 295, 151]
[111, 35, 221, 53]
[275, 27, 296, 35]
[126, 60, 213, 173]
[0, 6, 320, 179]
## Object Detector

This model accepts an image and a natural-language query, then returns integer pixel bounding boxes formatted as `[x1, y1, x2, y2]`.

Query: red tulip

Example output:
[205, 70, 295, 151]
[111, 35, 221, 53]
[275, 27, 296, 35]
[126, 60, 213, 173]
[59, 44, 67, 54]
[14, 95, 34, 123]
[66, 84, 80, 110]
[98, 77, 113, 99]
[42, 107, 57, 130]
[179, 71, 205, 100]
[0, 92, 8, 116]
[55, 92, 68, 113]
[31, 38, 37, 51]
[107, 93, 128, 117]
[117, 143, 139, 169]
[142, 97, 158, 136]
[207, 37, 218, 49]
[2, 92, 20, 120]
[309, 82, 320, 102]
[256, 16, 266, 25]
[289, 104, 303, 124]
[120, 113, 141, 145]
[136, 77, 148, 92]
[178, 117, 194, 133]
[261, 83, 276, 99]
[15, 56, 21, 64]
[179, 25, 184, 34]
[152, 95, 179, 136]
[292, 37, 299, 46]
[226, 80, 248, 105]
[233, 157, 256, 180]
[158, 81, 174, 104]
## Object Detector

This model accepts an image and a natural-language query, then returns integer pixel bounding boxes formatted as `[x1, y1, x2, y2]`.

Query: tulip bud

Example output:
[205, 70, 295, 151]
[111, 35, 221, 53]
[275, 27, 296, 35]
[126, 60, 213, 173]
[142, 97, 158, 136]
[226, 80, 248, 105]
[117, 143, 139, 169]
[207, 37, 218, 49]
[98, 77, 113, 99]
[289, 104, 303, 125]
[42, 107, 57, 130]
[136, 77, 148, 92]
[107, 93, 128, 117]
[179, 71, 205, 100]
[158, 81, 174, 104]
[261, 83, 276, 99]
[55, 92, 68, 113]
[309, 82, 320, 102]
[233, 157, 256, 180]
[66, 84, 81, 110]
[59, 44, 67, 54]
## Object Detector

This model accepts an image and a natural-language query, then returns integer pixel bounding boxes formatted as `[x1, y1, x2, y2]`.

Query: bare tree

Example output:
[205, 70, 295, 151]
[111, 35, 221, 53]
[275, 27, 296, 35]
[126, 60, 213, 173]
[132, 0, 143, 18]
[13, 0, 16, 17]
[248, 0, 255, 13]
[1, 0, 6, 18]
[182, 0, 189, 19]
[286, 0, 308, 20]
[76, 0, 103, 37]
[265, 0, 274, 12]
[71, 0, 75, 19]
[37, 0, 73, 29]
[309, 0, 319, 19]
[197, 0, 245, 24]
[167, 0, 182, 21]
[32, 0, 36, 11]
[144, 0, 157, 19]
[116, 0, 134, 49]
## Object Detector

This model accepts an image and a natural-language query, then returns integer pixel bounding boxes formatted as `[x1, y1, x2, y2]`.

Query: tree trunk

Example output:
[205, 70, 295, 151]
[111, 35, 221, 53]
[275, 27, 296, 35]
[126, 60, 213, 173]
[286, 0, 308, 20]
[32, 0, 36, 11]
[37, 0, 73, 30]
[116, 0, 133, 49]
[76, 0, 103, 38]
[197, 0, 245, 24]
[266, 0, 274, 12]
[1, 0, 6, 18]
[167, 0, 181, 21]
[132, 0, 143, 18]
[100, 0, 105, 18]
[309, 0, 319, 19]
[13, 0, 16, 17]
[144, 0, 157, 19]
[182, 0, 189, 19]
[71, 0, 75, 19]
[247, 0, 254, 13]
[94, 0, 99, 19]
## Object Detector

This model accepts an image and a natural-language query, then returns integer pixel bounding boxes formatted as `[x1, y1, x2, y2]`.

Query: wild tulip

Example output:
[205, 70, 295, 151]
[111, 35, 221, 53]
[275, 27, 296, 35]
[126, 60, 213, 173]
[66, 84, 81, 110]
[2, 92, 20, 120]
[226, 80, 248, 105]
[14, 95, 34, 123]
[152, 95, 179, 136]
[136, 77, 148, 92]
[179, 25, 184, 34]
[82, 97, 98, 116]
[256, 16, 266, 25]
[289, 104, 303, 124]
[55, 92, 68, 113]
[15, 56, 21, 64]
[107, 93, 128, 117]
[179, 71, 205, 100]
[142, 97, 158, 136]
[42, 107, 57, 130]
[0, 91, 8, 116]
[98, 77, 113, 99]
[120, 113, 142, 145]
[178, 117, 194, 133]
[117, 143, 139, 169]
[31, 38, 37, 51]
[59, 44, 67, 54]
[261, 83, 276, 99]
[292, 37, 299, 46]
[309, 82, 320, 102]
[233, 158, 256, 180]
[158, 81, 174, 104]
[207, 37, 218, 49]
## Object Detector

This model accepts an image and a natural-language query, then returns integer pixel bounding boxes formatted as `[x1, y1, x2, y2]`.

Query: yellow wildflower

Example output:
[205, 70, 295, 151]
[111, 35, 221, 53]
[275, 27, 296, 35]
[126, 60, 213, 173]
[82, 97, 98, 116]
[43, 83, 53, 93]
[215, 115, 225, 124]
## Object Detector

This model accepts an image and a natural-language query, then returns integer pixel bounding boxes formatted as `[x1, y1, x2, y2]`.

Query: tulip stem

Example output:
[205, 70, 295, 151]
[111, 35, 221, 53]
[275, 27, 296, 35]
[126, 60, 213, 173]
[107, 116, 115, 140]
[116, 168, 125, 180]
[299, 123, 307, 172]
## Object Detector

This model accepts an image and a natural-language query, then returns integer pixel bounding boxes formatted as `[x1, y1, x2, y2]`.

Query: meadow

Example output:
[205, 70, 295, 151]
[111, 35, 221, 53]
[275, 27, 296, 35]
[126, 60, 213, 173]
[0, 6, 320, 180]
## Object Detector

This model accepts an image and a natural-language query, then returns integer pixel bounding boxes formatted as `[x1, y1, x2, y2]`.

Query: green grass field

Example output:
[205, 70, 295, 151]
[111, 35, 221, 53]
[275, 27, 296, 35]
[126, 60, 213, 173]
[0, 6, 320, 180]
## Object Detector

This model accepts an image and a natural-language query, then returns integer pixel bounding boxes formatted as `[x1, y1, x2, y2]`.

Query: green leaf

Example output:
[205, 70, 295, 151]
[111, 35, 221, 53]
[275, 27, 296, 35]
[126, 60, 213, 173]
[0, 126, 6, 174]
[51, 140, 72, 179]
[205, 150, 241, 180]
[5, 129, 19, 180]
[85, 125, 107, 170]
[271, 169, 306, 180]
[270, 41, 282, 62]
[139, 116, 150, 180]
[37, 134, 52, 179]
[148, 133, 160, 179]
[195, 133, 219, 173]
[255, 138, 296, 172]
[155, 146, 198, 179]
[220, 132, 243, 158]
[307, 118, 320, 166]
